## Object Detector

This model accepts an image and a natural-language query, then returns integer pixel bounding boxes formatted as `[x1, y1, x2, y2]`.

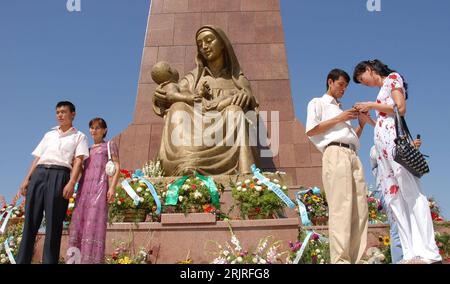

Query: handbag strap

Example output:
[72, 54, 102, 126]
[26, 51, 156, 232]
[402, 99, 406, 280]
[107, 141, 112, 161]
[393, 104, 414, 143]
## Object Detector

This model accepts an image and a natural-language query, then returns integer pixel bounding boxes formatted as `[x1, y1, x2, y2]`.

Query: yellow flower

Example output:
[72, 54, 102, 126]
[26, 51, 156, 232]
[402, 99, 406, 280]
[312, 196, 320, 202]
[69, 198, 75, 204]
[118, 256, 132, 264]
[383, 236, 390, 246]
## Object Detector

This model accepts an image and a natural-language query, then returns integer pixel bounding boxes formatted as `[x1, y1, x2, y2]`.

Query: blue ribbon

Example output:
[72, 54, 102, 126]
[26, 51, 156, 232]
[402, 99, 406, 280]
[250, 164, 296, 209]
[132, 169, 145, 179]
[295, 187, 321, 226]
[138, 178, 162, 215]
[293, 231, 313, 264]
[4, 237, 16, 264]
[121, 180, 141, 206]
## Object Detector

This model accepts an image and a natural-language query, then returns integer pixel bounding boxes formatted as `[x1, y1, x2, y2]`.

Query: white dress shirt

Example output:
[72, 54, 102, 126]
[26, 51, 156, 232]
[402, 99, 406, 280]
[305, 94, 360, 153]
[32, 126, 89, 169]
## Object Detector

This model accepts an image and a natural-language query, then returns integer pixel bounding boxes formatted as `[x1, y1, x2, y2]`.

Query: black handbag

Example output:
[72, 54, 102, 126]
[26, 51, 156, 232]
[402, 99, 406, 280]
[393, 105, 430, 178]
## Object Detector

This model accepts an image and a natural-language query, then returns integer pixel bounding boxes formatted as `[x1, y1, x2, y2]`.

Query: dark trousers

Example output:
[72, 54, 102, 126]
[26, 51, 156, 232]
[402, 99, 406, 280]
[17, 166, 70, 264]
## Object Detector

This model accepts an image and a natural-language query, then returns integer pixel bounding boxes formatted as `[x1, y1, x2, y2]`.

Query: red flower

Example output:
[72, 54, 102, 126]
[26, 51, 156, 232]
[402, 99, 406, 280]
[431, 212, 439, 220]
[255, 207, 261, 213]
[119, 198, 125, 203]
[203, 204, 214, 213]
[120, 169, 131, 179]
[389, 74, 398, 80]
[66, 209, 72, 216]
[390, 185, 399, 195]
[191, 184, 197, 191]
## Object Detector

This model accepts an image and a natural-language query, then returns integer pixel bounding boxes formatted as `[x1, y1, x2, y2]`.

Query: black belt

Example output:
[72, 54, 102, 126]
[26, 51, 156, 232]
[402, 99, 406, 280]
[327, 142, 356, 151]
[37, 164, 71, 172]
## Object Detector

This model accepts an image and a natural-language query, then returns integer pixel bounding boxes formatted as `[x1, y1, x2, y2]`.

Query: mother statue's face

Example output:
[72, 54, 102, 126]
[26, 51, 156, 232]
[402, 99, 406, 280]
[196, 30, 225, 62]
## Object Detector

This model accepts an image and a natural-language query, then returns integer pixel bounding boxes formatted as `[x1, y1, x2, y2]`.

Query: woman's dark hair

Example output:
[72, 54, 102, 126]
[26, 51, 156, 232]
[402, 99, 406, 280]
[353, 59, 408, 99]
[89, 117, 108, 138]
[326, 69, 350, 90]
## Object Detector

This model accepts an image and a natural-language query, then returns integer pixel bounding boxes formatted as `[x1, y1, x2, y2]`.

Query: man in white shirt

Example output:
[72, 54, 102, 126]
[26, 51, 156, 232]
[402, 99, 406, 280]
[306, 69, 371, 264]
[17, 101, 89, 264]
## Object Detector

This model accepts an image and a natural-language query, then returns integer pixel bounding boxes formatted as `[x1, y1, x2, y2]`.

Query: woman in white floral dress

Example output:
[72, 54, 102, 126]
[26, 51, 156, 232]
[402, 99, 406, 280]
[352, 59, 441, 264]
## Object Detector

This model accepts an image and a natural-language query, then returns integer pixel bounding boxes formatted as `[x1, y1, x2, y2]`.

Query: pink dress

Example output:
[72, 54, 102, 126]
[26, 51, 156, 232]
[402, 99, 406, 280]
[68, 141, 118, 264]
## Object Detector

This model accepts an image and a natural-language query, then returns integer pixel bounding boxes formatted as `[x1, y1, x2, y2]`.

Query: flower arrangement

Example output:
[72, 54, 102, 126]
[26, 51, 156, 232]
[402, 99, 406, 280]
[108, 169, 163, 223]
[63, 191, 77, 229]
[162, 175, 224, 216]
[435, 232, 450, 262]
[142, 159, 164, 178]
[230, 173, 289, 220]
[286, 229, 330, 264]
[105, 240, 150, 264]
[207, 225, 287, 264]
[0, 223, 23, 264]
[429, 197, 445, 222]
[377, 235, 391, 264]
[0, 195, 25, 225]
[300, 189, 328, 224]
[368, 193, 387, 224]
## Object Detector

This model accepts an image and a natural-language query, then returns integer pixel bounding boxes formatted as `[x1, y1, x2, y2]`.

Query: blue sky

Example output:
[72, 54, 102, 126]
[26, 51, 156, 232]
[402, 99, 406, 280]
[0, 1, 449, 218]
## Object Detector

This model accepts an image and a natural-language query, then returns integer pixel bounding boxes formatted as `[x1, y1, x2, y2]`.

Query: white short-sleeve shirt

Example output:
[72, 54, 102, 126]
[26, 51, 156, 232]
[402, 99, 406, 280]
[305, 94, 360, 153]
[32, 126, 89, 169]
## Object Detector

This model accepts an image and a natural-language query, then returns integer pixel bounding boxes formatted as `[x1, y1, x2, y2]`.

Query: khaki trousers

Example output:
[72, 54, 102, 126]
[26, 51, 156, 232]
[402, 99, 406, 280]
[322, 145, 368, 264]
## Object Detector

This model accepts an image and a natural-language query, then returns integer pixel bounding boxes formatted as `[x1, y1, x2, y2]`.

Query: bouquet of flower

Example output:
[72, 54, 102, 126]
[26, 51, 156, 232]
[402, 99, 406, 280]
[162, 175, 224, 216]
[301, 190, 328, 220]
[230, 174, 289, 220]
[63, 192, 77, 229]
[108, 169, 163, 223]
[435, 232, 449, 261]
[105, 240, 150, 264]
[142, 159, 164, 178]
[208, 225, 287, 264]
[368, 193, 387, 224]
[286, 229, 330, 264]
[0, 194, 25, 226]
[376, 235, 391, 264]
[429, 197, 445, 222]
[0, 223, 23, 264]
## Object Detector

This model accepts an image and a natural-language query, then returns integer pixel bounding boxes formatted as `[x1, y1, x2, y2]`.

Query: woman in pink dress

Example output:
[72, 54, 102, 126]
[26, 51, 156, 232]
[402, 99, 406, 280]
[68, 118, 120, 263]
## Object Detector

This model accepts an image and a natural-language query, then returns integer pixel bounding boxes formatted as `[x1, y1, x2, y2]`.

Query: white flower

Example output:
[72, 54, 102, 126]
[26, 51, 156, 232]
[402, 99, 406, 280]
[252, 176, 258, 180]
[252, 257, 258, 263]
[195, 177, 200, 180]
[12, 214, 17, 218]
[117, 201, 122, 205]
[146, 188, 150, 192]
[178, 196, 184, 202]
[186, 179, 191, 183]
[139, 197, 144, 202]
[244, 179, 250, 184]
[68, 204, 74, 209]
[315, 249, 320, 254]
[256, 180, 263, 185]
[136, 187, 143, 193]
[236, 182, 242, 186]
[0, 254, 5, 258]
[17, 237, 22, 243]
[237, 257, 243, 263]
[223, 250, 229, 257]
[255, 186, 262, 192]
[236, 186, 242, 191]
[226, 256, 231, 261]
[231, 260, 236, 264]
[259, 259, 267, 264]
[194, 191, 202, 199]
[182, 184, 190, 190]
[115, 193, 119, 197]
[145, 193, 149, 196]
[162, 192, 166, 197]
[320, 259, 325, 264]
[273, 179, 279, 184]
[242, 188, 247, 192]
[0, 259, 6, 264]
[282, 185, 287, 190]
[317, 254, 322, 259]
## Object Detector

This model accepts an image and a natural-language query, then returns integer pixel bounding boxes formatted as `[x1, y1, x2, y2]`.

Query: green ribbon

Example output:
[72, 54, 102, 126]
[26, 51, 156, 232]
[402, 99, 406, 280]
[165, 176, 189, 206]
[195, 173, 220, 209]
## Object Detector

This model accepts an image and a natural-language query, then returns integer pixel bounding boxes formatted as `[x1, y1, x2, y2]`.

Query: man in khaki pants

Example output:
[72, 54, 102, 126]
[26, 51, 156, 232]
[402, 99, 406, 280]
[306, 69, 370, 264]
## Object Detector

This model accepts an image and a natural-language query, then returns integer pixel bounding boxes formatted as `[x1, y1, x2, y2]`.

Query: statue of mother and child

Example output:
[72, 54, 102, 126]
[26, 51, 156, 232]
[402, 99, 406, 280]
[151, 26, 262, 177]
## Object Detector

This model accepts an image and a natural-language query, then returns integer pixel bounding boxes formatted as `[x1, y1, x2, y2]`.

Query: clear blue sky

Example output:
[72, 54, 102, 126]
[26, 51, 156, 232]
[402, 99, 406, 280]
[1, 1, 449, 218]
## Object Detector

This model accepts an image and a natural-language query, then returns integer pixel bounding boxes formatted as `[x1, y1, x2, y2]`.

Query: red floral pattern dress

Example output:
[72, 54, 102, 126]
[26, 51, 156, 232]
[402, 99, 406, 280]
[373, 73, 404, 206]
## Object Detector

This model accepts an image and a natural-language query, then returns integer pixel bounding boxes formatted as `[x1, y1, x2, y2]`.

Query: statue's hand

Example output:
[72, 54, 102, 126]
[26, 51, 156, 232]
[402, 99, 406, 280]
[154, 87, 169, 104]
[231, 90, 252, 110]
